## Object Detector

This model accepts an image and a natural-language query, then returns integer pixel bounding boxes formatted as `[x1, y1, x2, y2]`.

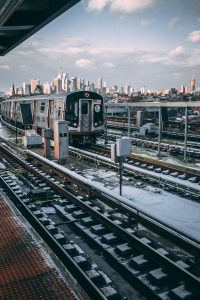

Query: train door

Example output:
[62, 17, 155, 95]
[80, 99, 92, 132]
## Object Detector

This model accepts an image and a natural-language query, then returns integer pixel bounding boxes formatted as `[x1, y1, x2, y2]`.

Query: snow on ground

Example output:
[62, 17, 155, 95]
[28, 150, 200, 244]
[82, 167, 200, 243]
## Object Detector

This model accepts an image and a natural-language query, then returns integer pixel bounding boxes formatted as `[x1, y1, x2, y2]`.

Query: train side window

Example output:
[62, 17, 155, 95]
[81, 102, 88, 115]
[40, 102, 45, 113]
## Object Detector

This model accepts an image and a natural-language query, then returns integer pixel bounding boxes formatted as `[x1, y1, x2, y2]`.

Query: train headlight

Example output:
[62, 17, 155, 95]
[94, 105, 100, 113]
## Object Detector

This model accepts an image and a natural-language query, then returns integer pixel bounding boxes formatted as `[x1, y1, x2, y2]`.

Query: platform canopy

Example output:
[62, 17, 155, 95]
[0, 0, 80, 56]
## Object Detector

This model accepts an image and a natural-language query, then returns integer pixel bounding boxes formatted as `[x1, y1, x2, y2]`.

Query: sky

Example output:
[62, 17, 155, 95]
[0, 0, 200, 92]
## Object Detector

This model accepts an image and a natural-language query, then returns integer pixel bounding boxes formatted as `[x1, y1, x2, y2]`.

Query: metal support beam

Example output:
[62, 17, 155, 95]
[184, 107, 188, 162]
[0, 25, 34, 30]
[157, 107, 162, 158]
[105, 107, 108, 145]
[127, 107, 131, 137]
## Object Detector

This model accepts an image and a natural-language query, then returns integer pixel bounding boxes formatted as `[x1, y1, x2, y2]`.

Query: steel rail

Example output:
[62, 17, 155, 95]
[0, 143, 200, 296]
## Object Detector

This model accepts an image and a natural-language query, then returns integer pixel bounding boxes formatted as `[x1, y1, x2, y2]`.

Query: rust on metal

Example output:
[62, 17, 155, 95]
[0, 195, 77, 300]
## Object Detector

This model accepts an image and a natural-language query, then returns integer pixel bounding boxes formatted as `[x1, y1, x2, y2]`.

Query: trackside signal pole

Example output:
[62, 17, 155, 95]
[111, 137, 132, 196]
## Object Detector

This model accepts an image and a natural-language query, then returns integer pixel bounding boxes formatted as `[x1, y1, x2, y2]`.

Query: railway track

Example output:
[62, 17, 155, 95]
[0, 141, 199, 300]
[77, 144, 200, 202]
[107, 122, 200, 142]
[104, 132, 200, 159]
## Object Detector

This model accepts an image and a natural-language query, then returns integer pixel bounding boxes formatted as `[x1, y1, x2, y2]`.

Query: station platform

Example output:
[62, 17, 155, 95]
[0, 193, 81, 300]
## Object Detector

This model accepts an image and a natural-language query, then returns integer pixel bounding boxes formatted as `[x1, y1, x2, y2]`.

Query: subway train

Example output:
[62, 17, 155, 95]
[0, 91, 104, 144]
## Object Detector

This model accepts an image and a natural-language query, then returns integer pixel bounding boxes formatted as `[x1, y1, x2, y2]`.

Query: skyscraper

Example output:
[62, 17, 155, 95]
[70, 77, 77, 92]
[58, 66, 63, 79]
[53, 78, 62, 93]
[180, 84, 185, 94]
[23, 82, 30, 95]
[97, 77, 103, 89]
[31, 79, 40, 94]
[77, 77, 81, 90]
[190, 75, 196, 92]
[43, 83, 51, 94]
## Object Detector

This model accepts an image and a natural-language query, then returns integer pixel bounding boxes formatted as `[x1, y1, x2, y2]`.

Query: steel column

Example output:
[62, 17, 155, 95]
[184, 107, 188, 162]
[157, 107, 162, 157]
[105, 107, 108, 144]
[15, 117, 18, 143]
[119, 157, 123, 196]
[127, 107, 131, 137]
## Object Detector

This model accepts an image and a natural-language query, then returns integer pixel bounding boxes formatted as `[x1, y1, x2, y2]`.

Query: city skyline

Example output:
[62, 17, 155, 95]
[0, 0, 200, 91]
[6, 69, 198, 97]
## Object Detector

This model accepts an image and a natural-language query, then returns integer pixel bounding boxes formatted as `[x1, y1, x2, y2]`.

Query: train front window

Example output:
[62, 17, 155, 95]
[40, 102, 45, 113]
[81, 102, 88, 115]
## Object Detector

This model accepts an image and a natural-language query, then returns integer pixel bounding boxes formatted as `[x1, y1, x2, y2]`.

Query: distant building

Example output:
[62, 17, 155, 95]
[81, 77, 85, 89]
[124, 84, 130, 94]
[190, 75, 196, 92]
[85, 79, 89, 88]
[31, 79, 40, 94]
[89, 82, 95, 92]
[62, 73, 68, 91]
[7, 83, 15, 97]
[70, 77, 77, 92]
[43, 83, 51, 94]
[180, 84, 185, 94]
[34, 85, 43, 95]
[17, 87, 23, 95]
[53, 78, 62, 93]
[140, 86, 145, 94]
[97, 77, 103, 90]
[23, 82, 30, 95]
[0, 91, 4, 98]
[111, 85, 118, 92]
[77, 77, 81, 90]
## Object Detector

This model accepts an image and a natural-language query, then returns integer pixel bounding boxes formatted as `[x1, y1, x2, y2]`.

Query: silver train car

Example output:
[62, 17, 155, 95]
[0, 91, 104, 144]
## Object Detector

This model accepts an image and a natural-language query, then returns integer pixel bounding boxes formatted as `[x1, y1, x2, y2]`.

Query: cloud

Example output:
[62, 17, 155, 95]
[168, 17, 179, 28]
[140, 19, 154, 27]
[0, 65, 10, 70]
[187, 30, 200, 42]
[75, 58, 93, 68]
[169, 46, 185, 57]
[102, 62, 115, 68]
[139, 53, 169, 64]
[60, 37, 90, 47]
[85, 0, 156, 13]
[86, 0, 109, 12]
[172, 72, 182, 77]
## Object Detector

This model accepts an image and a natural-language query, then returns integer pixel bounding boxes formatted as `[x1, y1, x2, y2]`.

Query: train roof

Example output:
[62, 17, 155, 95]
[2, 91, 103, 103]
[1, 94, 66, 103]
